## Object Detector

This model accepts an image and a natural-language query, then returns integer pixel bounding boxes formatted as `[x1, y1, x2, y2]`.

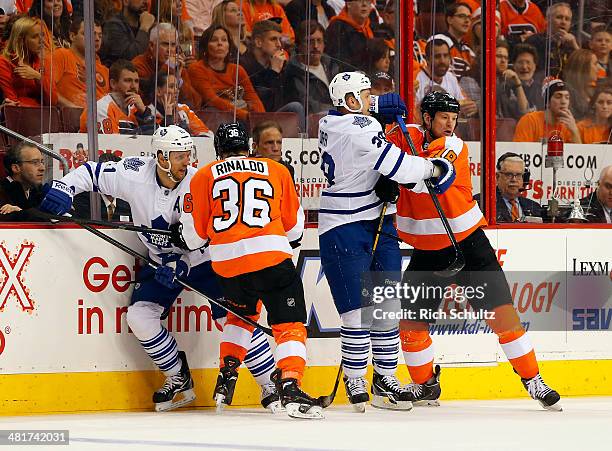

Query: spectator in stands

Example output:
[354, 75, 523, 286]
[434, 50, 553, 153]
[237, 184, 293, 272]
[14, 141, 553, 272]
[496, 40, 528, 119]
[491, 152, 542, 222]
[79, 59, 154, 134]
[100, 0, 156, 67]
[0, 2, 16, 37]
[285, 0, 335, 32]
[184, 0, 222, 37]
[132, 23, 201, 109]
[72, 152, 132, 221]
[499, 0, 546, 42]
[467, 7, 501, 56]
[525, 2, 578, 78]
[512, 43, 544, 111]
[211, 0, 247, 55]
[562, 49, 601, 121]
[188, 25, 264, 121]
[326, 0, 374, 72]
[370, 71, 395, 95]
[443, 2, 475, 80]
[365, 37, 391, 78]
[0, 16, 58, 106]
[415, 35, 478, 118]
[251, 120, 294, 178]
[147, 71, 212, 137]
[152, 0, 197, 68]
[577, 86, 612, 144]
[589, 26, 611, 81]
[52, 17, 109, 108]
[242, 0, 295, 44]
[240, 19, 305, 126]
[28, 0, 71, 49]
[283, 20, 337, 115]
[513, 78, 581, 143]
[0, 141, 45, 221]
[573, 165, 612, 224]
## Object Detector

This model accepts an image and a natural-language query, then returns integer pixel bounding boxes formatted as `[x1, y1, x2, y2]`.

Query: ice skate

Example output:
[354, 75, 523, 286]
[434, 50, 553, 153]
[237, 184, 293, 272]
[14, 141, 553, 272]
[260, 381, 284, 413]
[272, 370, 324, 419]
[371, 371, 413, 411]
[213, 356, 240, 412]
[521, 373, 562, 411]
[343, 376, 369, 413]
[153, 350, 196, 412]
[406, 364, 441, 407]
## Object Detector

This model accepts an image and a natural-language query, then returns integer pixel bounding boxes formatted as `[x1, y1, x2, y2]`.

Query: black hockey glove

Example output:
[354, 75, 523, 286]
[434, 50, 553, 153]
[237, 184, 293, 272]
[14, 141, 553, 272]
[374, 176, 400, 203]
[169, 222, 189, 250]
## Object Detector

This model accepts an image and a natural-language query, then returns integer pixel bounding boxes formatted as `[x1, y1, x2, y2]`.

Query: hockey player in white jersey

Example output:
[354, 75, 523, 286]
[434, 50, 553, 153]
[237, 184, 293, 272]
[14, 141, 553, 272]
[39, 125, 281, 412]
[318, 72, 456, 412]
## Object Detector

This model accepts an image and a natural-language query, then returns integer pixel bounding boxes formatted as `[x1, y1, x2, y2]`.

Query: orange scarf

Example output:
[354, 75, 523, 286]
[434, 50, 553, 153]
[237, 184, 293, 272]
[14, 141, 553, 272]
[330, 7, 374, 39]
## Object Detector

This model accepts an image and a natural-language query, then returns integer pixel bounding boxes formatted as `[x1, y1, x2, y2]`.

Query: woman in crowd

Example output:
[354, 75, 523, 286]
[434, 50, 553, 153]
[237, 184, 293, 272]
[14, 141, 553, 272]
[562, 49, 601, 121]
[28, 0, 71, 49]
[187, 24, 263, 121]
[365, 38, 391, 78]
[577, 85, 612, 144]
[211, 0, 247, 56]
[0, 16, 57, 106]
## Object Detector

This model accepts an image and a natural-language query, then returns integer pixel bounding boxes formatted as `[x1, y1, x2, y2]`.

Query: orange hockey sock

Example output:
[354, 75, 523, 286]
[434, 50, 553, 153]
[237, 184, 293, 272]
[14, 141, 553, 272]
[400, 329, 434, 384]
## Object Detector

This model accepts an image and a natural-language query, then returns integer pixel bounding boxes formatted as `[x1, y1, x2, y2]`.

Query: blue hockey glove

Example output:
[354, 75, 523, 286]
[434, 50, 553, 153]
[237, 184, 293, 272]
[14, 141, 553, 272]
[370, 93, 407, 125]
[428, 158, 456, 195]
[39, 180, 74, 215]
[155, 265, 178, 289]
[155, 255, 190, 289]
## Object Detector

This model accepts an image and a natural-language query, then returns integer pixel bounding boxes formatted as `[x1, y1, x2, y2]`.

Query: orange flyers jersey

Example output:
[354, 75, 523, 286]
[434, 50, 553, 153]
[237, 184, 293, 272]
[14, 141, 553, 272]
[79, 94, 139, 134]
[500, 0, 546, 37]
[186, 156, 304, 278]
[52, 48, 109, 108]
[386, 125, 487, 250]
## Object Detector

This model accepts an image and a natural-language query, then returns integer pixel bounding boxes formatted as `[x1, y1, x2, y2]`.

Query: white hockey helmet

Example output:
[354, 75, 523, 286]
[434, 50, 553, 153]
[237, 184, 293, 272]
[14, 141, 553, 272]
[329, 72, 371, 112]
[152, 125, 196, 161]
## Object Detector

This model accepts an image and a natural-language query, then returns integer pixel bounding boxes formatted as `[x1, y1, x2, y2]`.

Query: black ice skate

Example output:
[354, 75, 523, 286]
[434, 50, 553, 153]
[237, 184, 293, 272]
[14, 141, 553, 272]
[343, 376, 369, 413]
[521, 373, 562, 411]
[260, 382, 284, 413]
[213, 356, 240, 412]
[371, 371, 413, 411]
[272, 369, 324, 419]
[406, 364, 442, 407]
[153, 350, 196, 412]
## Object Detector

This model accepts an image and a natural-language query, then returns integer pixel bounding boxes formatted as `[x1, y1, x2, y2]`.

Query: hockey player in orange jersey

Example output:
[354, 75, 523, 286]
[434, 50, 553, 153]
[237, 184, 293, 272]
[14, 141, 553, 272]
[386, 91, 562, 411]
[183, 122, 323, 419]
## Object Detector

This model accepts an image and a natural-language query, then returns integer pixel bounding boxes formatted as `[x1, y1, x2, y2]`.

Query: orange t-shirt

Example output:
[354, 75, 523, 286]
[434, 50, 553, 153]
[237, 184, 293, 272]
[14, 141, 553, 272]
[513, 111, 575, 143]
[242, 2, 295, 42]
[187, 156, 303, 277]
[187, 60, 264, 121]
[51, 48, 109, 108]
[577, 118, 610, 144]
[500, 0, 546, 37]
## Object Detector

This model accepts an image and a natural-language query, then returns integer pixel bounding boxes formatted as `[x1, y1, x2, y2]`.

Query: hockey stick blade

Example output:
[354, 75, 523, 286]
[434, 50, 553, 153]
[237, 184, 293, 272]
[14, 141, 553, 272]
[316, 364, 343, 408]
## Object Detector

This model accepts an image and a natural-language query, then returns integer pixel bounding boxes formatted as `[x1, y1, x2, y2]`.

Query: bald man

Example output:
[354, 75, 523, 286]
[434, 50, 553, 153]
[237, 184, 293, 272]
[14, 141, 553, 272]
[575, 165, 612, 223]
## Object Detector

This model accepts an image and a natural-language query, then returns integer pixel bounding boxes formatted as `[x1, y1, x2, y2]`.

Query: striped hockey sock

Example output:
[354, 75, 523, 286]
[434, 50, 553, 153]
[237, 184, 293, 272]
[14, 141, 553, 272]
[498, 329, 539, 379]
[244, 328, 276, 386]
[371, 327, 400, 376]
[400, 329, 434, 384]
[140, 326, 180, 376]
[341, 327, 370, 378]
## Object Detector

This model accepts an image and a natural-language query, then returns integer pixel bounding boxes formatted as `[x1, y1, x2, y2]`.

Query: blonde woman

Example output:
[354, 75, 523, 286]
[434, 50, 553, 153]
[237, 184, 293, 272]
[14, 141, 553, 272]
[211, 0, 247, 56]
[0, 16, 57, 106]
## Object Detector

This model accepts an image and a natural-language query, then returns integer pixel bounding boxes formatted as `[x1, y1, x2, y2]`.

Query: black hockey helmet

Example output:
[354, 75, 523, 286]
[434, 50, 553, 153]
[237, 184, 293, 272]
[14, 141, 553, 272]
[420, 91, 460, 120]
[214, 122, 249, 158]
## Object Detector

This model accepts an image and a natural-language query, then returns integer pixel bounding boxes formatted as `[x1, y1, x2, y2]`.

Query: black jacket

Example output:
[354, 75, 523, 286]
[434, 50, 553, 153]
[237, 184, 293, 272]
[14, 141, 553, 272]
[100, 13, 150, 67]
[284, 0, 336, 32]
[575, 191, 609, 223]
[240, 50, 285, 112]
[325, 19, 371, 72]
[72, 192, 132, 222]
[474, 188, 543, 223]
[0, 178, 45, 221]
[282, 54, 338, 115]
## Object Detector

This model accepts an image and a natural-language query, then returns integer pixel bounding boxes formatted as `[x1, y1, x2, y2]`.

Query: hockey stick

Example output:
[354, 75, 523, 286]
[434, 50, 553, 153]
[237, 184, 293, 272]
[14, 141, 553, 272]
[317, 202, 389, 408]
[59, 218, 274, 336]
[31, 209, 173, 236]
[395, 115, 465, 277]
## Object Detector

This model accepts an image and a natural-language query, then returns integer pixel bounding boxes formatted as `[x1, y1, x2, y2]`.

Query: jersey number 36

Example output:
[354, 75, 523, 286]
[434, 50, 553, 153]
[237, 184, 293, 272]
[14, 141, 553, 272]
[212, 177, 273, 232]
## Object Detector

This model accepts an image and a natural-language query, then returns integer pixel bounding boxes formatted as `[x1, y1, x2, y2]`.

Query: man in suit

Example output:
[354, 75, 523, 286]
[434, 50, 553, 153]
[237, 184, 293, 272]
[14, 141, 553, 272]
[574, 165, 612, 224]
[475, 152, 542, 222]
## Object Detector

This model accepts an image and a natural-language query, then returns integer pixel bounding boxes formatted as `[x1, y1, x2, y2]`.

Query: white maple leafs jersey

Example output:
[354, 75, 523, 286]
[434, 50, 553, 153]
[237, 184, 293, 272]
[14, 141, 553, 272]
[318, 111, 434, 235]
[60, 157, 209, 267]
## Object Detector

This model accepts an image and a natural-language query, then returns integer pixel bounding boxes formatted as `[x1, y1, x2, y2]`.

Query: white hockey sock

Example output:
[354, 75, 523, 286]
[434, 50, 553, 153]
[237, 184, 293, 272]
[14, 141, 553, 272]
[140, 326, 181, 376]
[371, 327, 399, 376]
[341, 326, 370, 379]
[243, 328, 276, 386]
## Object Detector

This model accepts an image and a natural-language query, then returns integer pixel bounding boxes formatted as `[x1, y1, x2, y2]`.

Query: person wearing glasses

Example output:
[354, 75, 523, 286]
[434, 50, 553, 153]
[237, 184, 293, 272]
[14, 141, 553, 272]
[493, 152, 542, 222]
[442, 2, 476, 80]
[0, 142, 45, 221]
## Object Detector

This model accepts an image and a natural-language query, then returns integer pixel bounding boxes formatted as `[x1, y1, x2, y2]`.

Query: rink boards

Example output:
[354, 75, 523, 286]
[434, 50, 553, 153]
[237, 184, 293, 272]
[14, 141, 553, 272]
[1, 226, 611, 414]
